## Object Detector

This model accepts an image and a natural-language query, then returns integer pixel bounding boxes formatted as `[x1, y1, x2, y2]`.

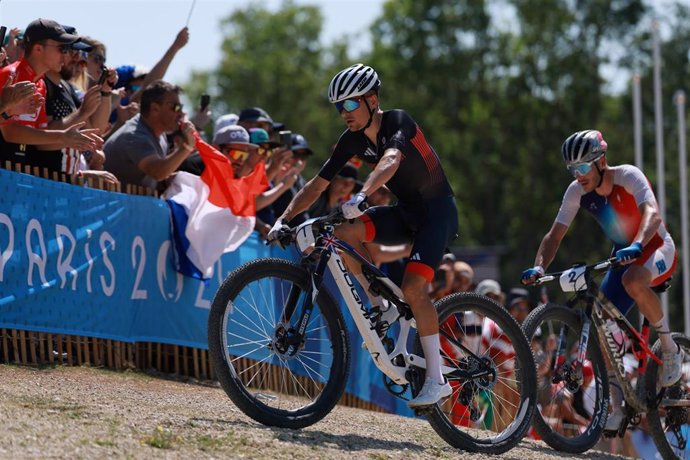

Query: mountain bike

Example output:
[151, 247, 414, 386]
[522, 258, 690, 459]
[207, 210, 536, 454]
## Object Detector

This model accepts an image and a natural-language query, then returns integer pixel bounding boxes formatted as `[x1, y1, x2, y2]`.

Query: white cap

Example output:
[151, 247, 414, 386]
[475, 279, 501, 297]
[212, 125, 258, 148]
[213, 113, 239, 137]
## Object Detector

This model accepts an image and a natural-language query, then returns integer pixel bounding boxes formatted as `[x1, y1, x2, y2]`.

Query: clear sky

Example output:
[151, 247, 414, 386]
[0, 0, 674, 95]
[0, 0, 384, 86]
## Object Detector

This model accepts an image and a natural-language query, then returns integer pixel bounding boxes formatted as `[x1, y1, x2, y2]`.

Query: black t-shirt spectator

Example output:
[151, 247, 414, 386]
[35, 77, 84, 173]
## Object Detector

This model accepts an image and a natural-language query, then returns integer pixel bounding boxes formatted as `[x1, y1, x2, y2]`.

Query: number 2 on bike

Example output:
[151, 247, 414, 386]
[523, 259, 690, 459]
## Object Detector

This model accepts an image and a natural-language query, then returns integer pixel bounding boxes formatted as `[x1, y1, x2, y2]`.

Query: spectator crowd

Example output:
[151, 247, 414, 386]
[0, 17, 367, 239]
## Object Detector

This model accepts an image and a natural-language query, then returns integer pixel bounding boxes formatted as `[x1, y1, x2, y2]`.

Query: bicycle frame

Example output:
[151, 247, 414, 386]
[282, 216, 459, 385]
[539, 260, 663, 413]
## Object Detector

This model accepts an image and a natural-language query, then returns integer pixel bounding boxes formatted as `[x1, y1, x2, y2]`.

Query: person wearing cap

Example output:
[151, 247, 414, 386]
[212, 113, 239, 140]
[266, 132, 313, 228]
[237, 107, 274, 134]
[45, 30, 114, 134]
[475, 279, 504, 304]
[248, 128, 305, 239]
[0, 18, 102, 171]
[104, 80, 196, 190]
[306, 163, 359, 218]
[212, 124, 256, 178]
[246, 127, 285, 179]
[36, 28, 117, 182]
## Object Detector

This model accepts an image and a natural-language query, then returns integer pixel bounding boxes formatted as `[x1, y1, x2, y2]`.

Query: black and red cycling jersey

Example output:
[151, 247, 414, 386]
[318, 109, 453, 209]
[318, 109, 457, 282]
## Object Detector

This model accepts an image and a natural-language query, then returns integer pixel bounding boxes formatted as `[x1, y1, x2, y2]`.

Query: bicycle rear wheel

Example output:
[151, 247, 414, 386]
[413, 292, 536, 454]
[646, 333, 690, 460]
[208, 258, 350, 429]
[521, 303, 609, 453]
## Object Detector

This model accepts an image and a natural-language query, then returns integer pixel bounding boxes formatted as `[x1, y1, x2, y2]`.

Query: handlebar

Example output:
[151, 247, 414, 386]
[269, 209, 348, 248]
[533, 257, 619, 286]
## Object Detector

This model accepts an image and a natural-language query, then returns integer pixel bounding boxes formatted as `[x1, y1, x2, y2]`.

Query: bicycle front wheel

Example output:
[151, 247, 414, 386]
[413, 292, 537, 454]
[208, 258, 350, 429]
[646, 333, 690, 460]
[521, 303, 609, 454]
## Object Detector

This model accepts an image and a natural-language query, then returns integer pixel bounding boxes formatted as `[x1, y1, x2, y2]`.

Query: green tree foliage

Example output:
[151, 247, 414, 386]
[188, 0, 690, 318]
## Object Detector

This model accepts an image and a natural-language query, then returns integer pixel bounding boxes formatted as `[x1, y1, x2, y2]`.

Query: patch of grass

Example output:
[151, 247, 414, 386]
[368, 453, 391, 460]
[427, 446, 450, 458]
[194, 434, 225, 451]
[189, 430, 256, 452]
[95, 439, 116, 447]
[16, 395, 86, 419]
[142, 425, 182, 449]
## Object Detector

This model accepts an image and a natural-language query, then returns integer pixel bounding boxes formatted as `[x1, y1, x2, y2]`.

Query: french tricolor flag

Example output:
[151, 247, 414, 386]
[163, 134, 268, 279]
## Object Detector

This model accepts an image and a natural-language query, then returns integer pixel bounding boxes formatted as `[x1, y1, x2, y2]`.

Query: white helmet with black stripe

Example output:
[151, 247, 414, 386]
[561, 130, 608, 165]
[328, 63, 381, 103]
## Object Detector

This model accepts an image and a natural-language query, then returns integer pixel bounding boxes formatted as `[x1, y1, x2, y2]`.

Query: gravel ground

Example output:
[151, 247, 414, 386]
[0, 365, 633, 459]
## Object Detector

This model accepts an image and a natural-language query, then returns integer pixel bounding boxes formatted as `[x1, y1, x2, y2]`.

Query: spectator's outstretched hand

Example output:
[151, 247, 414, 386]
[5, 28, 22, 63]
[172, 27, 190, 51]
[278, 160, 305, 188]
[62, 122, 102, 151]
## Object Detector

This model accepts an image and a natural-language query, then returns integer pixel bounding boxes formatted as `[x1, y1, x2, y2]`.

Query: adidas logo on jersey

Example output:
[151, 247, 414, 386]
[410, 253, 421, 261]
[364, 147, 377, 158]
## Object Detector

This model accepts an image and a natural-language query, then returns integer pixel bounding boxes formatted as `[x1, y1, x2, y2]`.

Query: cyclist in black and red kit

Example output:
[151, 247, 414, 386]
[268, 63, 458, 407]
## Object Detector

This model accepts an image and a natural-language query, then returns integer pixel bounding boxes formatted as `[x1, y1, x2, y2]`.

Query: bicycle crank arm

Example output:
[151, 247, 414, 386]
[406, 354, 455, 376]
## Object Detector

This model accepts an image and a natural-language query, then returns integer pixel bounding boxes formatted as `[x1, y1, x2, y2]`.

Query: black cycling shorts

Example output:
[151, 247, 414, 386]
[360, 195, 458, 282]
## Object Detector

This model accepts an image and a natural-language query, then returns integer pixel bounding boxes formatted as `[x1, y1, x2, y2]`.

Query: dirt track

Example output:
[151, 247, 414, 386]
[0, 365, 632, 459]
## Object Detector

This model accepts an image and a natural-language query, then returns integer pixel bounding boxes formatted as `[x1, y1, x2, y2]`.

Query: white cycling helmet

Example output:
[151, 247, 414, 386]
[561, 130, 607, 165]
[328, 63, 381, 103]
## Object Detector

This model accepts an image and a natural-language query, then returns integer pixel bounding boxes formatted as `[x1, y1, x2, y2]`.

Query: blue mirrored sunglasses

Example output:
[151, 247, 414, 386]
[567, 161, 594, 177]
[334, 97, 361, 113]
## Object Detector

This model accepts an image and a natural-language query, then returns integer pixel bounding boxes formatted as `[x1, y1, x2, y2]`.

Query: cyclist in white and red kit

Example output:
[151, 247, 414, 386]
[521, 129, 681, 430]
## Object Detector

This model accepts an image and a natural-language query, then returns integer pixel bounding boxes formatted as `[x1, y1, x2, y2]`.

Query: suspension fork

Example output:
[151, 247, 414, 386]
[552, 301, 593, 380]
[282, 249, 332, 356]
[574, 302, 594, 371]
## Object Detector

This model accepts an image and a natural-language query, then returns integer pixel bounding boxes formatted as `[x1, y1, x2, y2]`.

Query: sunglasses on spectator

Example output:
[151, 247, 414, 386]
[43, 43, 70, 54]
[334, 97, 362, 113]
[166, 102, 183, 113]
[218, 145, 249, 162]
[257, 147, 273, 158]
[567, 160, 596, 177]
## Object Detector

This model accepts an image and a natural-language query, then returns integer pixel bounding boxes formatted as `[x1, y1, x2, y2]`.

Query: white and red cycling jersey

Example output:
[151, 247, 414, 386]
[555, 164, 676, 286]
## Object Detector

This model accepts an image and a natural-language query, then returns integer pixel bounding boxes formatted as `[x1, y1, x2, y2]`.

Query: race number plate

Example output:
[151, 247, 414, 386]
[559, 265, 588, 292]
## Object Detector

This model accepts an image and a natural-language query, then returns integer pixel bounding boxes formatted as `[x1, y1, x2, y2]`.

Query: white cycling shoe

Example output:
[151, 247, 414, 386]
[661, 344, 684, 388]
[407, 377, 452, 408]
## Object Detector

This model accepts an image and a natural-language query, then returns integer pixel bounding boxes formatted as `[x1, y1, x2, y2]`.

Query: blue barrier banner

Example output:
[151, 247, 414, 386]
[0, 169, 267, 347]
[0, 169, 412, 416]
